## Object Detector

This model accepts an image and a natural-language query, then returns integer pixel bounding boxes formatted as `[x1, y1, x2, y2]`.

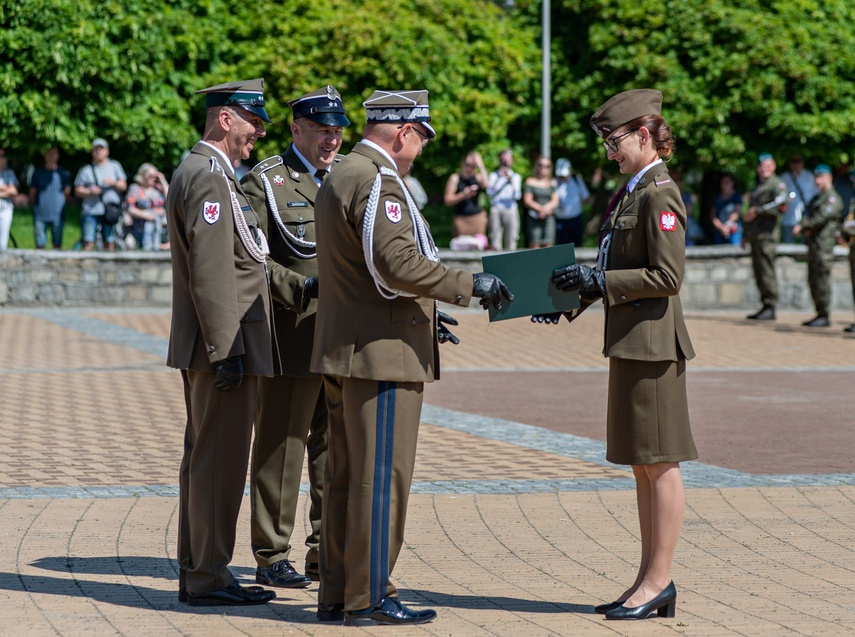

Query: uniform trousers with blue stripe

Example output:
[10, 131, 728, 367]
[318, 375, 424, 612]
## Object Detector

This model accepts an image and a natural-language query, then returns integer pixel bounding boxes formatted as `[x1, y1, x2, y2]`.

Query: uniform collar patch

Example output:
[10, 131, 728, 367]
[272, 175, 284, 186]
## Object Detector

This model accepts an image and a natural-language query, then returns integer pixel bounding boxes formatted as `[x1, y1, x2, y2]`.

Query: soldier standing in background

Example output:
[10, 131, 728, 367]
[241, 85, 350, 589]
[743, 153, 789, 321]
[794, 164, 842, 327]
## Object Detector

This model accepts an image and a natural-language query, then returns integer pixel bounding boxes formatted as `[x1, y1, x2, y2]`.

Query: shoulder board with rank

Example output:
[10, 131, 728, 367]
[251, 154, 284, 175]
[652, 171, 672, 187]
[208, 155, 224, 174]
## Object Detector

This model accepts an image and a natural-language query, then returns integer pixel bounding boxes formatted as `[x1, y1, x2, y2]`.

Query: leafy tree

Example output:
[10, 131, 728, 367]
[0, 0, 241, 170]
[225, 0, 541, 181]
[517, 0, 855, 183]
[0, 0, 541, 187]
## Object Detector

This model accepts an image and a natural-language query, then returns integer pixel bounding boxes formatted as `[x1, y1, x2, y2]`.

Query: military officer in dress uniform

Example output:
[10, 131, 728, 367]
[167, 78, 277, 607]
[311, 89, 512, 626]
[793, 164, 842, 327]
[743, 153, 789, 321]
[540, 89, 697, 621]
[241, 86, 351, 589]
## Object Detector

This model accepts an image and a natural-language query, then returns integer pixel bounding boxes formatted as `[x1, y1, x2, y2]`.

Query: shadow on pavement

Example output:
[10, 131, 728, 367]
[407, 588, 598, 615]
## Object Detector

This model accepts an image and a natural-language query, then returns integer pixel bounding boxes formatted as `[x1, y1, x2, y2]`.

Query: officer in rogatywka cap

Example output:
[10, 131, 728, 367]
[744, 151, 789, 320]
[240, 85, 350, 591]
[309, 90, 512, 626]
[166, 78, 277, 608]
[794, 163, 843, 327]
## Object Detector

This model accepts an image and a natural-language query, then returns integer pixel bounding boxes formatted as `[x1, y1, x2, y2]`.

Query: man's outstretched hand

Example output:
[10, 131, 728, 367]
[472, 273, 514, 310]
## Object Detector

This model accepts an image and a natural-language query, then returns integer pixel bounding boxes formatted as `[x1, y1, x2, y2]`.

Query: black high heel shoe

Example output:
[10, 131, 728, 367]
[594, 600, 624, 614]
[604, 581, 676, 620]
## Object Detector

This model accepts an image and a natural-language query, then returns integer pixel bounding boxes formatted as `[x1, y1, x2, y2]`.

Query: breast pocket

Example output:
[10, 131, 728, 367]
[613, 214, 640, 257]
[280, 203, 315, 241]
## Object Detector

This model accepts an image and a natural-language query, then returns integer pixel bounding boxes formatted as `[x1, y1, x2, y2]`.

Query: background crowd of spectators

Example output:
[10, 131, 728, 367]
[0, 139, 169, 252]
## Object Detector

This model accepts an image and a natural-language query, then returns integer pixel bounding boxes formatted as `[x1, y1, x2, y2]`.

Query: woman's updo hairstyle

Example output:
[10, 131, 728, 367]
[625, 115, 676, 160]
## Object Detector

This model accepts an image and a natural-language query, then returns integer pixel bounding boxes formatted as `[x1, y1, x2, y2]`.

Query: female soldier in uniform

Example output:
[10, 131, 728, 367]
[539, 89, 697, 620]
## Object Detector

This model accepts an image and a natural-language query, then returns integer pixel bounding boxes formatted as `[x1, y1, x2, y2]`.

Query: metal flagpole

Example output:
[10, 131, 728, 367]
[541, 0, 551, 159]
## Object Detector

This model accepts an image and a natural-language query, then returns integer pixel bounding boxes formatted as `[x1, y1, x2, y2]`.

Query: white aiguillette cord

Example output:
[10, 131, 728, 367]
[362, 165, 439, 300]
[210, 157, 269, 264]
[260, 172, 316, 258]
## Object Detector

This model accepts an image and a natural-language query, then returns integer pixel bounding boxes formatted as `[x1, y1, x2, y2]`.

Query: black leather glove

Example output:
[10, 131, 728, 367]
[303, 276, 319, 300]
[552, 264, 606, 295]
[472, 272, 514, 310]
[531, 312, 562, 325]
[437, 310, 460, 345]
[213, 355, 243, 391]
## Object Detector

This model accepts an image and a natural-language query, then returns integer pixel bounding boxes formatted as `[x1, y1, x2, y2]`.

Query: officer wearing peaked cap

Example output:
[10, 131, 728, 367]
[310, 89, 511, 626]
[196, 78, 271, 122]
[241, 85, 350, 591]
[167, 78, 276, 607]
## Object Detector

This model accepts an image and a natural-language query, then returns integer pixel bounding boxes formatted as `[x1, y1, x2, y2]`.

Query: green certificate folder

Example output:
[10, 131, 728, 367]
[481, 244, 580, 322]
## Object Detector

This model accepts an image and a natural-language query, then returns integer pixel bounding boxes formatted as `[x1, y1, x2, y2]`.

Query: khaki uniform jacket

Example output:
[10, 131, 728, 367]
[601, 165, 695, 362]
[745, 175, 788, 240]
[311, 142, 473, 382]
[802, 187, 842, 252]
[166, 142, 274, 376]
[242, 145, 320, 377]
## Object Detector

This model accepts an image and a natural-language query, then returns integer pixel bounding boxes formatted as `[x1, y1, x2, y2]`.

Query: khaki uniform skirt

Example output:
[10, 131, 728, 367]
[606, 358, 698, 466]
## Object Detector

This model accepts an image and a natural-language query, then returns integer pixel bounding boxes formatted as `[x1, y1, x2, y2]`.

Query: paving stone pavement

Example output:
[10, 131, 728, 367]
[1, 306, 854, 636]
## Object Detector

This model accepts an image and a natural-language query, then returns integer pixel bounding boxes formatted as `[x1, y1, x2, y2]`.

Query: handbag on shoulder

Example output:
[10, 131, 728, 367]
[91, 163, 123, 224]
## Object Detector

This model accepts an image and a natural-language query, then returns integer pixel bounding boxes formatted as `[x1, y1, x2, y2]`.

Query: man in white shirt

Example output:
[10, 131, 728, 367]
[486, 148, 522, 250]
[780, 154, 817, 244]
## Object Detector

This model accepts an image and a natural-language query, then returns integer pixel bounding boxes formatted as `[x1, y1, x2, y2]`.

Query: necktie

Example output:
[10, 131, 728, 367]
[315, 169, 327, 182]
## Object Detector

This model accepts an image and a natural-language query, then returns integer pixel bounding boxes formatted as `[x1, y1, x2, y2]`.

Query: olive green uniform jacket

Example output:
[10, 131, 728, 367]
[242, 144, 320, 377]
[167, 142, 273, 375]
[311, 141, 473, 381]
[602, 165, 695, 362]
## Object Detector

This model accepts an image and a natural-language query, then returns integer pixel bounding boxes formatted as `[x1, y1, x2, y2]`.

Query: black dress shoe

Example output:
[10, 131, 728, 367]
[178, 589, 188, 603]
[747, 305, 775, 320]
[255, 559, 311, 588]
[802, 315, 830, 327]
[344, 597, 437, 626]
[187, 580, 276, 607]
[304, 560, 319, 582]
[594, 599, 624, 614]
[605, 581, 676, 620]
[317, 602, 345, 622]
[844, 323, 855, 333]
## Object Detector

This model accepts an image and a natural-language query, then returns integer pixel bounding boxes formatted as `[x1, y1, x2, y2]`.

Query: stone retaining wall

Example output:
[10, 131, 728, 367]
[1, 245, 853, 312]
